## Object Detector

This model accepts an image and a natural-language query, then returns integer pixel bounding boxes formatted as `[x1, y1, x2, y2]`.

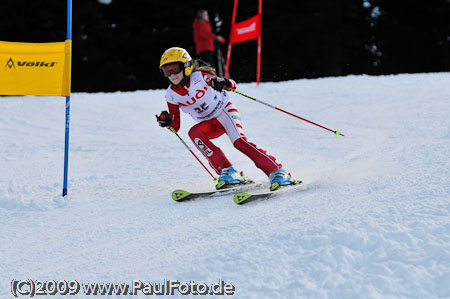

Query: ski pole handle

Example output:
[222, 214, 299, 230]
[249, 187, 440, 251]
[169, 127, 218, 181]
[230, 89, 344, 136]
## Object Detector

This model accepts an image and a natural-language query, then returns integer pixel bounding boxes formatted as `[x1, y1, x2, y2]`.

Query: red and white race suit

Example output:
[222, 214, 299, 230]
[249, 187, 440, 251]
[164, 71, 281, 176]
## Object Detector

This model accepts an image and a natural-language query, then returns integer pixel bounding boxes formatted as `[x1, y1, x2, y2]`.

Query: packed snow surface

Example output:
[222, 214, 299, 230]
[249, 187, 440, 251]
[1, 73, 449, 298]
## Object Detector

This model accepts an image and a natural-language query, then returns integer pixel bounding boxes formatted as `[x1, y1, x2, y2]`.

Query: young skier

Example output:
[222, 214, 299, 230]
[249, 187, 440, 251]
[156, 47, 298, 190]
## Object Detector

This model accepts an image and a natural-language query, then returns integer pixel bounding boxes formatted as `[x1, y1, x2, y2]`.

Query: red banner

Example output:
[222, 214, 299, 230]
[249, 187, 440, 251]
[225, 0, 262, 84]
[229, 14, 261, 44]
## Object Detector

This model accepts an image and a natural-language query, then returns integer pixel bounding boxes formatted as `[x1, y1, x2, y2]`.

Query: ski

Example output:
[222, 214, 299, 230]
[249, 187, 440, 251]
[233, 182, 305, 205]
[172, 182, 265, 202]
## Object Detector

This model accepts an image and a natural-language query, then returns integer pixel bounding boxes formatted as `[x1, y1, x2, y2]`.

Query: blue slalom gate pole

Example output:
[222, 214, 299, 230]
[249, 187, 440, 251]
[62, 0, 72, 196]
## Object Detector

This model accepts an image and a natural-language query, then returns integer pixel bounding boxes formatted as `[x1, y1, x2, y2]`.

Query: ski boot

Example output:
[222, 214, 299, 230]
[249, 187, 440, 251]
[216, 166, 246, 190]
[269, 168, 298, 191]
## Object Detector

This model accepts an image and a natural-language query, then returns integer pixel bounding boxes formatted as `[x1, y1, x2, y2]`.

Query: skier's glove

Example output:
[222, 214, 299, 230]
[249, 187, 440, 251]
[210, 77, 231, 91]
[156, 111, 171, 127]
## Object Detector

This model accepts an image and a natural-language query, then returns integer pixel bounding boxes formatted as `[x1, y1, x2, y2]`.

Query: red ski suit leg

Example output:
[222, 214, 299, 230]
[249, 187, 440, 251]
[232, 137, 281, 176]
[216, 102, 282, 176]
[188, 119, 232, 175]
[189, 102, 282, 177]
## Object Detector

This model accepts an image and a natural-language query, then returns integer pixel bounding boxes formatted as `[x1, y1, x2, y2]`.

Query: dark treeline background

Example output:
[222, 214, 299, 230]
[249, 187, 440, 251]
[0, 0, 449, 92]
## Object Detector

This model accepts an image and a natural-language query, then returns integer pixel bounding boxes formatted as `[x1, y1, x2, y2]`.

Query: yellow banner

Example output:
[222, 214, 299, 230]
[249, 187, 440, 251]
[0, 40, 71, 96]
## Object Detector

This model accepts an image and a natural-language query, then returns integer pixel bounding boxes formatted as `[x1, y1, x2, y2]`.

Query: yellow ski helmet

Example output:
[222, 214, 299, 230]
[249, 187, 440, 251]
[159, 47, 193, 77]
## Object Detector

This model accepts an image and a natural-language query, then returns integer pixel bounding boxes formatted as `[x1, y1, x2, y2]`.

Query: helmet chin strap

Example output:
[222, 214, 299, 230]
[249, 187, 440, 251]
[182, 75, 190, 85]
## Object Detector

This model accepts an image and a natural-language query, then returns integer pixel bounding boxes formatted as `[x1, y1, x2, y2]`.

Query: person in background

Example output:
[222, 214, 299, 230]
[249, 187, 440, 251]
[156, 47, 299, 191]
[192, 9, 225, 69]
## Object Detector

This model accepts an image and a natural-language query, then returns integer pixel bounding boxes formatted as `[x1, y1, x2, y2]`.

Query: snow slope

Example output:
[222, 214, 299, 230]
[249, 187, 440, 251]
[1, 73, 449, 298]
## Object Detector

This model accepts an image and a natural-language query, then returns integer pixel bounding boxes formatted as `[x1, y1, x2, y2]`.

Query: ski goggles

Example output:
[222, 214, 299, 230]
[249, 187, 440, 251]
[161, 63, 183, 77]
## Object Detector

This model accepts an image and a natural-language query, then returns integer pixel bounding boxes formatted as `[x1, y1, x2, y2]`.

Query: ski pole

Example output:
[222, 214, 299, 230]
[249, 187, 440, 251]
[230, 89, 344, 136]
[169, 127, 218, 182]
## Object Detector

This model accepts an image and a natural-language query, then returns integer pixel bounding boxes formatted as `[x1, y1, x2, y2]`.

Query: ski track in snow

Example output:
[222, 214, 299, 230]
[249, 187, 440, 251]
[1, 73, 450, 298]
